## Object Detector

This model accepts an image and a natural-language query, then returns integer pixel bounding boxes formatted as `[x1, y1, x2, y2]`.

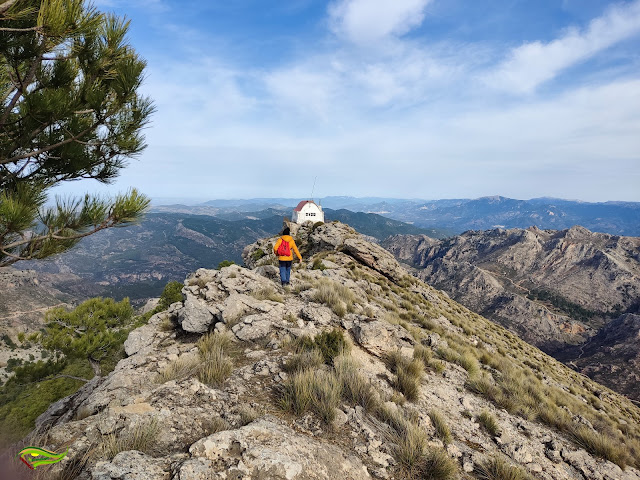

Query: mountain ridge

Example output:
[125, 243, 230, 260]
[2, 221, 639, 479]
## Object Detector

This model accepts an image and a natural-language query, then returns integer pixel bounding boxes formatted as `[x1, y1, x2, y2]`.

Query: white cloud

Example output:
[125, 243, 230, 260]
[486, 0, 640, 94]
[328, 0, 432, 45]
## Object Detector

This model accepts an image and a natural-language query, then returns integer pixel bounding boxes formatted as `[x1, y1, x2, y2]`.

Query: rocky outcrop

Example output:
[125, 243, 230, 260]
[13, 222, 640, 480]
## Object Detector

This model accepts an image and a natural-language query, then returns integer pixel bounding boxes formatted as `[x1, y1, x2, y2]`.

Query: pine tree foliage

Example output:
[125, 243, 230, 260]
[40, 297, 134, 376]
[0, 0, 154, 266]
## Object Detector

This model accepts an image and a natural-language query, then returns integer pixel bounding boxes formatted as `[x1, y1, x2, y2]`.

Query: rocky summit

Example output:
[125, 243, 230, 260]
[6, 222, 640, 480]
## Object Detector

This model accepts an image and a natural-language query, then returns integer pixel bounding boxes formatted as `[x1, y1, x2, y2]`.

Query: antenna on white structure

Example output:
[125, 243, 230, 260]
[310, 176, 317, 202]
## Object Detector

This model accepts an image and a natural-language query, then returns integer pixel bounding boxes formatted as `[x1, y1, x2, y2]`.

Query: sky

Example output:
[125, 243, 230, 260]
[54, 0, 640, 203]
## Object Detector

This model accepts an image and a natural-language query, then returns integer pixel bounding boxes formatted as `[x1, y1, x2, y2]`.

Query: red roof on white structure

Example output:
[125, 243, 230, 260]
[294, 200, 315, 212]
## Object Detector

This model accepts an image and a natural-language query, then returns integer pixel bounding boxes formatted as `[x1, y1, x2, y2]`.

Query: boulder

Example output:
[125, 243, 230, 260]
[350, 320, 414, 357]
[178, 293, 216, 333]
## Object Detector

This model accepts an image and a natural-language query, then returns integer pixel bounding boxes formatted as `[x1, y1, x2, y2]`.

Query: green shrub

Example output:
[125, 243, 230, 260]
[312, 329, 350, 365]
[217, 260, 236, 269]
[158, 281, 184, 310]
[251, 248, 266, 261]
[312, 258, 327, 271]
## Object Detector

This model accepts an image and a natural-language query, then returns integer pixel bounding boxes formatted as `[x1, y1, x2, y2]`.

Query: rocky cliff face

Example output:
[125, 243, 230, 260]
[5, 222, 640, 480]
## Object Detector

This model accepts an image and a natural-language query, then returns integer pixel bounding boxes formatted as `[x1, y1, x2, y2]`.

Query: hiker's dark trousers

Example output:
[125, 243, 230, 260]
[279, 260, 292, 284]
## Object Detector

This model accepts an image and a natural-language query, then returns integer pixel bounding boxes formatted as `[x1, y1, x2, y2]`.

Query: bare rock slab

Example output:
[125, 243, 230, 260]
[188, 416, 371, 479]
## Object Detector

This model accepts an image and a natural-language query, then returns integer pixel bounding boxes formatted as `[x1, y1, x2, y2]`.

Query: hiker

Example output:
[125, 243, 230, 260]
[273, 227, 302, 286]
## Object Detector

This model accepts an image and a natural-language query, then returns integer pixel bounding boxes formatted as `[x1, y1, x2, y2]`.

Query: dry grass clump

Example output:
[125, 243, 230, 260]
[411, 448, 459, 480]
[251, 286, 284, 303]
[477, 410, 501, 437]
[375, 402, 458, 480]
[428, 410, 452, 444]
[202, 416, 229, 435]
[280, 368, 341, 425]
[333, 354, 379, 411]
[458, 351, 480, 375]
[474, 455, 533, 480]
[311, 278, 357, 317]
[196, 331, 234, 386]
[283, 348, 324, 373]
[311, 370, 342, 424]
[100, 417, 161, 459]
[237, 405, 260, 426]
[568, 425, 628, 468]
[413, 344, 446, 373]
[155, 354, 200, 383]
[386, 350, 424, 402]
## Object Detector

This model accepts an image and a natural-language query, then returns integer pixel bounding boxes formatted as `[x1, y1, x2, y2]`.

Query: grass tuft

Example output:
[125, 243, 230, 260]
[474, 455, 533, 480]
[477, 410, 501, 437]
[429, 410, 452, 444]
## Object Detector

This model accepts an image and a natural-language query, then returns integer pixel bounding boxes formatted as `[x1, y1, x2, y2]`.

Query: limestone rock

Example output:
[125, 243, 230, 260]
[178, 293, 216, 333]
[188, 416, 371, 479]
[92, 451, 169, 480]
[350, 319, 414, 357]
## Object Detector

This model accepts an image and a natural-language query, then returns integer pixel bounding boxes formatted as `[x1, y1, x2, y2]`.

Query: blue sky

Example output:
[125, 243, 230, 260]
[55, 0, 640, 202]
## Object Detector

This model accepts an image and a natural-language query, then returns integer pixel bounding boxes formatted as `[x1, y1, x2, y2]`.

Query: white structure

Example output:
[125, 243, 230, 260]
[292, 200, 324, 224]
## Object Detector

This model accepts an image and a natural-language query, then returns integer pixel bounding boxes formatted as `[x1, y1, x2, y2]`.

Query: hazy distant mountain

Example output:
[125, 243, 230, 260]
[384, 226, 640, 400]
[188, 196, 640, 236]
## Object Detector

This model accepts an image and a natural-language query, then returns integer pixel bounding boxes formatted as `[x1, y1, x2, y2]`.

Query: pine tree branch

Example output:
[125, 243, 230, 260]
[0, 0, 18, 15]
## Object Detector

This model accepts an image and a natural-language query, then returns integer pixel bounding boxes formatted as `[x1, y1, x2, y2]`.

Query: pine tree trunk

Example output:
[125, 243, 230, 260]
[89, 357, 101, 377]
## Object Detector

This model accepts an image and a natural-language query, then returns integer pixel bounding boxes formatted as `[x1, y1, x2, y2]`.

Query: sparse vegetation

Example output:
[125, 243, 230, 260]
[386, 350, 424, 402]
[477, 410, 501, 437]
[99, 417, 161, 459]
[311, 278, 358, 317]
[196, 332, 234, 386]
[251, 286, 284, 303]
[474, 455, 533, 480]
[428, 410, 452, 444]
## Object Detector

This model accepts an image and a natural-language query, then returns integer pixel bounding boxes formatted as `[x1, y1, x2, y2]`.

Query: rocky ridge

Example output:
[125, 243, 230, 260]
[7, 222, 640, 480]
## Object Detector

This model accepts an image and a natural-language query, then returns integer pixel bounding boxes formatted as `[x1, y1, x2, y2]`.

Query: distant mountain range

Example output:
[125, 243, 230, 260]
[183, 196, 640, 236]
